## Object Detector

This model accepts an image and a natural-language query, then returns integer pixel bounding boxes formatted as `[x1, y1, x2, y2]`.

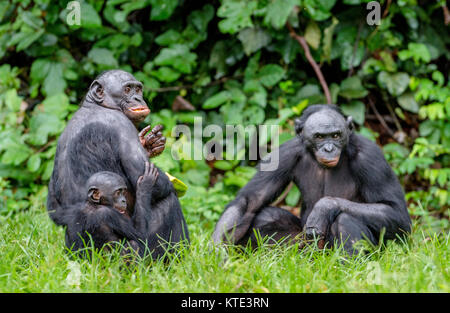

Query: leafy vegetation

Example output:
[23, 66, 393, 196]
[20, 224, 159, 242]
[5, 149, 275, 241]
[0, 0, 448, 292]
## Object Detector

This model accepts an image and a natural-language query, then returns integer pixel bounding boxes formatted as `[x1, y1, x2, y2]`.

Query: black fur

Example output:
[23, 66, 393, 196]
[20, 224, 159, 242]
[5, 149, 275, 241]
[213, 104, 411, 254]
[47, 71, 189, 260]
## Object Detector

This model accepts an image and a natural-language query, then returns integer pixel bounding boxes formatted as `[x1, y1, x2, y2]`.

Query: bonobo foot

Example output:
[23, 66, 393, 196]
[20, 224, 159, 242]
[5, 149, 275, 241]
[139, 124, 166, 158]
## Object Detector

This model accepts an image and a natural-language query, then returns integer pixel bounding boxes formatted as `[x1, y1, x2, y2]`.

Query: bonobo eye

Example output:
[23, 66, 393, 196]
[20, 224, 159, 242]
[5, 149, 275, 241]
[332, 132, 341, 139]
[314, 134, 324, 140]
[114, 189, 125, 197]
[124, 86, 131, 94]
[136, 86, 142, 94]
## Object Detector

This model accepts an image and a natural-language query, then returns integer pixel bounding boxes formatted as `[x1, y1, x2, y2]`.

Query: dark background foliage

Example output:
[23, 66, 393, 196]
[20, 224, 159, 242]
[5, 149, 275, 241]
[0, 0, 448, 233]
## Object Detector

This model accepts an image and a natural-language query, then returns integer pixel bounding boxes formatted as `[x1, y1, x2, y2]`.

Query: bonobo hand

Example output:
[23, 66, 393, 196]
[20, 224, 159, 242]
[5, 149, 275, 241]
[137, 161, 159, 195]
[304, 197, 341, 248]
[139, 125, 166, 158]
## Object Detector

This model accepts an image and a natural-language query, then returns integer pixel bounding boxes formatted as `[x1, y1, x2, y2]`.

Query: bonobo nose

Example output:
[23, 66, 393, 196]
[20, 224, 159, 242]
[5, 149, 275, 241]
[324, 144, 334, 152]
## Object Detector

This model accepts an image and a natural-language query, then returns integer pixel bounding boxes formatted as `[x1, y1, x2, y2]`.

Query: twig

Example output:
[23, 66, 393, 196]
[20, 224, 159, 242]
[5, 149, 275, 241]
[385, 100, 403, 133]
[286, 22, 332, 104]
[366, 114, 395, 124]
[367, 96, 395, 138]
[382, 0, 392, 18]
[272, 182, 294, 207]
[442, 4, 450, 25]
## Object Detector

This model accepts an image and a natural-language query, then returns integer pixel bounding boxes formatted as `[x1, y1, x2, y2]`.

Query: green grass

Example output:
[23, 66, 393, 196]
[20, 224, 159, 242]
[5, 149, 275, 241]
[0, 201, 448, 293]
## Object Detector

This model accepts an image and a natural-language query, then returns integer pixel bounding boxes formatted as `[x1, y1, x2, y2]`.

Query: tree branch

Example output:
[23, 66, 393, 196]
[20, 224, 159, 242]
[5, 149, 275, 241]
[271, 182, 294, 207]
[286, 22, 332, 104]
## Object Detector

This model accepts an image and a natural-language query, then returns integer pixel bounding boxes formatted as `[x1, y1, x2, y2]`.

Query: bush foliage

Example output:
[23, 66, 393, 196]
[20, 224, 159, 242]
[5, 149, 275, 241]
[0, 0, 448, 230]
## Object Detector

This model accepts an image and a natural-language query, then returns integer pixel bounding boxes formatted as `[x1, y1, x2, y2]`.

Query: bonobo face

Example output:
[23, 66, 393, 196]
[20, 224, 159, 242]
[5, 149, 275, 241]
[89, 70, 150, 124]
[303, 110, 352, 168]
[86, 172, 129, 215]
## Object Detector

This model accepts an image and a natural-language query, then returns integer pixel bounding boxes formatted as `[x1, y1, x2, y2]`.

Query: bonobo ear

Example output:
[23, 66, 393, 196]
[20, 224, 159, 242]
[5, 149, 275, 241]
[294, 118, 303, 135]
[89, 80, 104, 104]
[88, 187, 101, 204]
[346, 116, 354, 131]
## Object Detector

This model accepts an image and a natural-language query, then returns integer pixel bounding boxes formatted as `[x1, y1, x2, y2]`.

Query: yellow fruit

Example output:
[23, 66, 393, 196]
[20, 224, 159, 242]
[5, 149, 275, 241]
[165, 172, 188, 197]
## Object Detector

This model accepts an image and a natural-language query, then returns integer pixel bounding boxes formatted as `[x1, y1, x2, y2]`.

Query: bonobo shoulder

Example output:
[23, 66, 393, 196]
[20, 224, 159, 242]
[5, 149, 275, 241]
[257, 137, 303, 171]
[351, 134, 387, 163]
[349, 134, 400, 188]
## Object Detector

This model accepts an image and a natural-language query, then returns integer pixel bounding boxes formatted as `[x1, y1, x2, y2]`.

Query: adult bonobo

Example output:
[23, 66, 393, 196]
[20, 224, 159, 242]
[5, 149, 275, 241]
[47, 70, 189, 259]
[212, 104, 411, 255]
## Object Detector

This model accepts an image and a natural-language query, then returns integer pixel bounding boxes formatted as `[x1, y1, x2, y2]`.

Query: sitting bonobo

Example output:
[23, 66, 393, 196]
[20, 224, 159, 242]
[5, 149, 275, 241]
[213, 104, 411, 255]
[65, 163, 159, 257]
[47, 70, 189, 259]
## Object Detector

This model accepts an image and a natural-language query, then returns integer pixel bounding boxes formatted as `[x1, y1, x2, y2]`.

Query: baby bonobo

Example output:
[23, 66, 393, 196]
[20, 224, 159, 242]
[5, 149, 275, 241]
[65, 163, 159, 258]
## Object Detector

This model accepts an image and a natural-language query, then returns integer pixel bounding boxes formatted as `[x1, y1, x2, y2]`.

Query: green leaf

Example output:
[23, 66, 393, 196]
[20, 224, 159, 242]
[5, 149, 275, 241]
[264, 0, 298, 29]
[398, 43, 431, 64]
[203, 91, 232, 109]
[27, 154, 41, 172]
[339, 76, 368, 99]
[397, 92, 419, 113]
[150, 67, 181, 83]
[243, 105, 265, 125]
[321, 17, 338, 62]
[154, 45, 197, 74]
[4, 89, 22, 112]
[377, 72, 410, 96]
[214, 160, 234, 171]
[27, 114, 65, 146]
[217, 0, 256, 34]
[149, 0, 178, 21]
[237, 27, 271, 56]
[1, 142, 32, 166]
[258, 64, 285, 87]
[42, 93, 71, 119]
[80, 2, 102, 28]
[188, 4, 215, 32]
[43, 63, 66, 97]
[304, 0, 336, 21]
[304, 20, 321, 50]
[30, 59, 51, 83]
[286, 185, 301, 207]
[16, 30, 44, 51]
[88, 48, 118, 68]
[341, 100, 365, 125]
[155, 29, 181, 46]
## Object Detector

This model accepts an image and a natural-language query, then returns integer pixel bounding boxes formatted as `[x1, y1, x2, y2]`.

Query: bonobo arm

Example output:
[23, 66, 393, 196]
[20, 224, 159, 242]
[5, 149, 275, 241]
[212, 138, 303, 244]
[102, 210, 142, 243]
[305, 136, 411, 241]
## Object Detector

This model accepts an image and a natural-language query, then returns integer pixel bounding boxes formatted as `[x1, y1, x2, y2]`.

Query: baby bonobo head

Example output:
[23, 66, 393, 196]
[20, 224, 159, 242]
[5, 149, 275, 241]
[86, 171, 129, 216]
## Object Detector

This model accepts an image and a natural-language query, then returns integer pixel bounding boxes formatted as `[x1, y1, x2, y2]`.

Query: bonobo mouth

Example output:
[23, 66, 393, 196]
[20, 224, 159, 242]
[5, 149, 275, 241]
[129, 105, 150, 114]
[126, 104, 150, 122]
[115, 207, 128, 215]
[317, 156, 340, 168]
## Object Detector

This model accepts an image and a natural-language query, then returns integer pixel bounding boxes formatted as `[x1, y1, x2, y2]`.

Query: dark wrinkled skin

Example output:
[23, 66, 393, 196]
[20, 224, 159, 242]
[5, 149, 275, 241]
[47, 70, 189, 259]
[213, 104, 411, 255]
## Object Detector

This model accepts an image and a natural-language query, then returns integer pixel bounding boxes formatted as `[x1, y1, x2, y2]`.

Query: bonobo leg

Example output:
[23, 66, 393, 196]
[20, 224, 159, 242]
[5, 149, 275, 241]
[328, 213, 376, 256]
[236, 206, 303, 248]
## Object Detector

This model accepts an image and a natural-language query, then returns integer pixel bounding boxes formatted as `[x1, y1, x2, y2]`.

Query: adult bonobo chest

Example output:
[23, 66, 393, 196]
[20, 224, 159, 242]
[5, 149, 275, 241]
[294, 152, 361, 220]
